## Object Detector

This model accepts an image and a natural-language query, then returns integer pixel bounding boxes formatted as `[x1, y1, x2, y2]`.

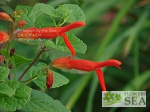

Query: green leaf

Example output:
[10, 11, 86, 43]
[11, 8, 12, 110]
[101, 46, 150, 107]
[11, 54, 32, 67]
[0, 66, 9, 81]
[1, 49, 32, 67]
[0, 0, 13, 15]
[57, 4, 86, 23]
[0, 82, 15, 97]
[34, 13, 54, 28]
[0, 81, 31, 111]
[29, 3, 57, 28]
[26, 63, 69, 89]
[48, 50, 71, 61]
[26, 62, 47, 78]
[45, 33, 87, 54]
[23, 90, 71, 112]
[52, 71, 69, 88]
[30, 3, 57, 17]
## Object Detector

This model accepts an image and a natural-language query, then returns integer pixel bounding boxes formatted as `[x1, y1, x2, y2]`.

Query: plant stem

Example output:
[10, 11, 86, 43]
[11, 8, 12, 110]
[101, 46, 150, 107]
[134, 39, 139, 77]
[18, 46, 46, 81]
[51, 16, 57, 27]
[24, 75, 38, 84]
[65, 73, 91, 109]
[14, 64, 16, 80]
[5, 40, 10, 68]
[5, 21, 16, 67]
[94, 0, 136, 60]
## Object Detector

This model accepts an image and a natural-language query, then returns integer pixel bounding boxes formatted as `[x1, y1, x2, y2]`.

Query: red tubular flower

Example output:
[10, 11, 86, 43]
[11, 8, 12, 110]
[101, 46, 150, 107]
[0, 31, 9, 44]
[18, 21, 85, 56]
[46, 70, 54, 89]
[0, 55, 3, 62]
[17, 20, 27, 28]
[51, 56, 121, 91]
[0, 34, 3, 42]
[0, 12, 12, 21]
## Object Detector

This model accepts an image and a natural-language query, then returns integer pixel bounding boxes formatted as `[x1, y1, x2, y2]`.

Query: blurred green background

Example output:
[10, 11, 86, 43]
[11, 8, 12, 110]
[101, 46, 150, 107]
[0, 0, 150, 112]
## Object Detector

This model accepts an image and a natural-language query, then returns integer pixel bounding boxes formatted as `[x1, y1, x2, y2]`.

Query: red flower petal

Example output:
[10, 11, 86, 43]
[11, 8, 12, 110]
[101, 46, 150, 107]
[61, 33, 76, 56]
[95, 68, 106, 91]
[51, 56, 72, 69]
[61, 21, 85, 33]
[68, 59, 97, 71]
[96, 59, 121, 69]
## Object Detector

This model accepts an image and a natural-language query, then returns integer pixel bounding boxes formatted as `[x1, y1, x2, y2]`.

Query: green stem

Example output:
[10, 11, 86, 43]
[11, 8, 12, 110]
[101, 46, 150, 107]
[134, 39, 139, 77]
[18, 46, 46, 81]
[51, 16, 57, 27]
[5, 40, 10, 68]
[24, 75, 38, 84]
[58, 20, 66, 27]
[57, 15, 68, 27]
[85, 74, 98, 112]
[5, 21, 16, 67]
[14, 64, 16, 80]
[65, 73, 92, 109]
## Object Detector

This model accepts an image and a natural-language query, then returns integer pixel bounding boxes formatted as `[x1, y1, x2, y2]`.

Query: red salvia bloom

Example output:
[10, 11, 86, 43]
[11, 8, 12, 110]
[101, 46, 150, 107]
[46, 70, 54, 89]
[18, 21, 85, 56]
[0, 31, 9, 44]
[51, 56, 121, 91]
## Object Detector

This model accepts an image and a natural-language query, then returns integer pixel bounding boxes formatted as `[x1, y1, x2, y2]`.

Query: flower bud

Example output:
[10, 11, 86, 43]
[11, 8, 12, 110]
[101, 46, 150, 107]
[10, 48, 16, 57]
[17, 20, 26, 28]
[8, 64, 13, 69]
[13, 10, 23, 18]
[0, 31, 9, 44]
[0, 12, 12, 21]
[8, 73, 11, 80]
[46, 70, 53, 89]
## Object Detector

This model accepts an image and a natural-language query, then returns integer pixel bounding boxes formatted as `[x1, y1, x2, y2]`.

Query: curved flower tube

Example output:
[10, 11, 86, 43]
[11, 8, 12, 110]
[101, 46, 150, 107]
[51, 56, 121, 91]
[18, 21, 85, 56]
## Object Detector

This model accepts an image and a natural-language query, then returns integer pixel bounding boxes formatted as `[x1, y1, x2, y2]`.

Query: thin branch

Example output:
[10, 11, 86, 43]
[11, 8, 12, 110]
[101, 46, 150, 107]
[24, 75, 38, 84]
[18, 46, 46, 81]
